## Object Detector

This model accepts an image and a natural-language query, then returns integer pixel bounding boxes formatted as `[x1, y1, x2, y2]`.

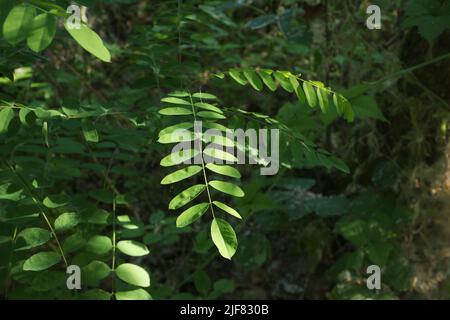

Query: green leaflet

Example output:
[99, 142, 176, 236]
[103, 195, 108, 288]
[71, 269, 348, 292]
[192, 92, 217, 100]
[288, 74, 300, 90]
[302, 82, 317, 108]
[117, 240, 149, 257]
[333, 93, 344, 115]
[333, 94, 354, 122]
[161, 166, 202, 184]
[194, 270, 211, 295]
[27, 13, 56, 52]
[213, 201, 242, 219]
[64, 23, 111, 62]
[117, 215, 139, 230]
[30, 270, 66, 291]
[23, 252, 61, 271]
[214, 279, 235, 294]
[197, 111, 226, 120]
[116, 289, 152, 300]
[86, 235, 112, 254]
[229, 69, 248, 85]
[351, 95, 387, 122]
[161, 97, 191, 105]
[19, 108, 36, 126]
[258, 70, 277, 91]
[195, 102, 222, 113]
[43, 195, 69, 208]
[274, 71, 294, 93]
[211, 218, 237, 260]
[168, 91, 190, 97]
[294, 84, 307, 105]
[82, 261, 111, 285]
[205, 163, 241, 178]
[204, 135, 235, 148]
[317, 152, 333, 169]
[83, 209, 111, 225]
[115, 263, 150, 287]
[203, 148, 238, 162]
[209, 180, 245, 197]
[244, 69, 263, 91]
[343, 99, 355, 122]
[158, 107, 192, 116]
[158, 131, 195, 144]
[176, 202, 209, 228]
[16, 228, 52, 250]
[0, 107, 15, 134]
[169, 184, 206, 210]
[54, 212, 80, 231]
[160, 149, 199, 167]
[159, 122, 194, 136]
[42, 121, 49, 147]
[0, 0, 14, 37]
[3, 5, 36, 45]
[63, 233, 87, 254]
[317, 87, 330, 113]
[204, 121, 229, 132]
[81, 119, 99, 143]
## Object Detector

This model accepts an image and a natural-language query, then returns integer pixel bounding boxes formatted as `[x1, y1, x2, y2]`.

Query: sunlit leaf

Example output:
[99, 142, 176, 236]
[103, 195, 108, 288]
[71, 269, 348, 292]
[115, 263, 150, 287]
[213, 201, 242, 219]
[23, 252, 61, 271]
[16, 228, 52, 250]
[158, 107, 192, 116]
[205, 163, 241, 178]
[176, 202, 209, 228]
[244, 69, 263, 91]
[27, 13, 56, 52]
[3, 5, 36, 45]
[86, 235, 112, 254]
[229, 69, 247, 85]
[117, 240, 149, 257]
[54, 212, 80, 231]
[209, 180, 245, 197]
[203, 148, 237, 162]
[0, 107, 14, 134]
[303, 82, 317, 108]
[258, 70, 277, 91]
[81, 119, 99, 143]
[64, 23, 111, 62]
[211, 218, 237, 259]
[195, 102, 222, 113]
[317, 87, 330, 113]
[197, 111, 226, 119]
[160, 149, 199, 167]
[192, 93, 217, 100]
[115, 289, 152, 300]
[161, 97, 191, 105]
[169, 184, 206, 210]
[161, 166, 202, 185]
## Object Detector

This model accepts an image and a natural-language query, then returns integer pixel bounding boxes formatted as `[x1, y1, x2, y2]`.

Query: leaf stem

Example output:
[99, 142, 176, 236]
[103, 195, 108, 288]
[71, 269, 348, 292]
[188, 93, 216, 219]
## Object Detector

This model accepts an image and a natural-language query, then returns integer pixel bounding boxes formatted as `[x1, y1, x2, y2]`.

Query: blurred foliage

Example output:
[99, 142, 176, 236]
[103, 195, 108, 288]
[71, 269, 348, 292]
[1, 0, 450, 300]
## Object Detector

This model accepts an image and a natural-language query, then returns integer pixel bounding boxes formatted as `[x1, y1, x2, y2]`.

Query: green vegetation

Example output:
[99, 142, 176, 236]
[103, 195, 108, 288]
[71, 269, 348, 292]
[1, 0, 450, 300]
